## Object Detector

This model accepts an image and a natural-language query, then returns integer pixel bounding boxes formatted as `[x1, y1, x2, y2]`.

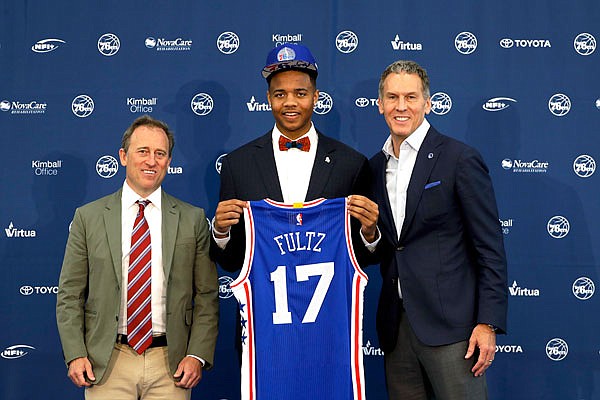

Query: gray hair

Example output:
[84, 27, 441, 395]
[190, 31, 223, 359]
[378, 60, 430, 99]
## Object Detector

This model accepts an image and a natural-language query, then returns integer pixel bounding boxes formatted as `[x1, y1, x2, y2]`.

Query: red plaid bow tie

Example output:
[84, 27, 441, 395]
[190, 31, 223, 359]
[278, 135, 310, 152]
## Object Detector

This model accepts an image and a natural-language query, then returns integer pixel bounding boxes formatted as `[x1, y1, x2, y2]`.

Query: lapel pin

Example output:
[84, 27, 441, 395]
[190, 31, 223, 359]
[428, 152, 434, 159]
[325, 156, 331, 163]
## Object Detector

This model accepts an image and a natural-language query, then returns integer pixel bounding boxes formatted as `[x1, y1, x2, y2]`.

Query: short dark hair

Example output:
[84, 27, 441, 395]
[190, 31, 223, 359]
[267, 68, 317, 90]
[121, 115, 175, 157]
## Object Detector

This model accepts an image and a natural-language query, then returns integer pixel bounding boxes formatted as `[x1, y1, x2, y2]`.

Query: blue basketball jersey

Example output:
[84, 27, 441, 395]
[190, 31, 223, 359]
[231, 197, 368, 400]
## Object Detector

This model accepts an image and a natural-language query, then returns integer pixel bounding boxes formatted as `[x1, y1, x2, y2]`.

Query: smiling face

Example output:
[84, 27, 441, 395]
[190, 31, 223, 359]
[378, 72, 431, 147]
[119, 125, 171, 198]
[267, 70, 319, 140]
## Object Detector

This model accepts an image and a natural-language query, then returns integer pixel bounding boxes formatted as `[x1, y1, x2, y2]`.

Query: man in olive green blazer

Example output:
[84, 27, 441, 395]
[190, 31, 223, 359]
[56, 116, 218, 399]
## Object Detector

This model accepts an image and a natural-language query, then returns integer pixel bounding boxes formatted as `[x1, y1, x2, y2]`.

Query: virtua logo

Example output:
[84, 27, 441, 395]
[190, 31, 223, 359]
[390, 35, 422, 51]
[509, 280, 540, 297]
[167, 166, 183, 174]
[5, 222, 36, 238]
[246, 96, 271, 112]
[362, 340, 384, 356]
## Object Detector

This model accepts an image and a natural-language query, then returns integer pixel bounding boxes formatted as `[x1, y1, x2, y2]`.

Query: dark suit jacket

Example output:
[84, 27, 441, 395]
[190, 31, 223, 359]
[210, 129, 374, 271]
[56, 189, 219, 384]
[370, 126, 507, 352]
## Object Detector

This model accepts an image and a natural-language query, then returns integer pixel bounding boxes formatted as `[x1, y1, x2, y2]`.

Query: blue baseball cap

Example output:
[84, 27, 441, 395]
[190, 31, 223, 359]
[261, 43, 318, 79]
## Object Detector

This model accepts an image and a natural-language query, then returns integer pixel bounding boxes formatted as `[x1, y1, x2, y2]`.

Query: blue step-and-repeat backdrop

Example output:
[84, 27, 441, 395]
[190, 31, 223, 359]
[1, 1, 599, 399]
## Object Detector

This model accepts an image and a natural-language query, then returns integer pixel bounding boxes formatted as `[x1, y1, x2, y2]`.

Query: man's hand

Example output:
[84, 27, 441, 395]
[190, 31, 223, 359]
[347, 195, 379, 243]
[173, 356, 202, 389]
[465, 323, 496, 377]
[67, 357, 95, 387]
[213, 199, 248, 238]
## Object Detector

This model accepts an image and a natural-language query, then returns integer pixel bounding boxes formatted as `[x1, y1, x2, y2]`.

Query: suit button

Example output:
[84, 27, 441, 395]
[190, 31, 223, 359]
[396, 246, 404, 251]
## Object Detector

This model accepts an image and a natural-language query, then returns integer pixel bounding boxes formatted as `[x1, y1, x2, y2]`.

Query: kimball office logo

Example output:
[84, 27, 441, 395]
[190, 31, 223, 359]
[31, 38, 65, 53]
[499, 218, 513, 235]
[32, 159, 62, 176]
[272, 33, 303, 46]
[5, 222, 36, 238]
[145, 36, 192, 51]
[1, 345, 36, 360]
[127, 97, 157, 113]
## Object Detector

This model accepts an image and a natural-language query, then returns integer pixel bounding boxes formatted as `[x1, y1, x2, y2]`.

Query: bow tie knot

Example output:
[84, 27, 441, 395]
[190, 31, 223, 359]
[278, 135, 311, 152]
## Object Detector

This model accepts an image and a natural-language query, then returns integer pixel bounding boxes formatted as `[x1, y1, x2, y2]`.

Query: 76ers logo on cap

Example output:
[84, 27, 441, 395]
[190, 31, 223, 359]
[296, 213, 303, 226]
[277, 47, 296, 61]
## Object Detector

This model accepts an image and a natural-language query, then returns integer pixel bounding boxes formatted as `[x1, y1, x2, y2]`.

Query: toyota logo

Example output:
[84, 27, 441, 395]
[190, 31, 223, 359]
[20, 286, 34, 296]
[499, 38, 514, 48]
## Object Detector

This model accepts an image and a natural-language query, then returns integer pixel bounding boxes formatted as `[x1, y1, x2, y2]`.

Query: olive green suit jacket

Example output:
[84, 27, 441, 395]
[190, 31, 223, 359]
[56, 189, 219, 384]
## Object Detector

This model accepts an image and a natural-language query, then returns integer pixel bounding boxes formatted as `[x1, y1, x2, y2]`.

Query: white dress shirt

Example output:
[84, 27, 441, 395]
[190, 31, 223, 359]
[382, 118, 430, 297]
[119, 181, 166, 335]
[271, 123, 319, 204]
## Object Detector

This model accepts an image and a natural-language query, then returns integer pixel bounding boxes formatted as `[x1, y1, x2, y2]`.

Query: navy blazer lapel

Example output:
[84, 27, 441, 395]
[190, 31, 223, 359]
[400, 128, 443, 241]
[253, 132, 284, 201]
[103, 189, 123, 285]
[162, 191, 178, 281]
[306, 132, 335, 201]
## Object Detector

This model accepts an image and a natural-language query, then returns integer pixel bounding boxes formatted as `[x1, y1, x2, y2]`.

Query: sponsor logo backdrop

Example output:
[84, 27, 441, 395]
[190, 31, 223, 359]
[1, 1, 599, 399]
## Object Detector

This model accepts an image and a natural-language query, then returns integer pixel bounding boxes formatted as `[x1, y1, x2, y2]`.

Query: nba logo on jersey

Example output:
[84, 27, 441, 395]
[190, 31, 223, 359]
[230, 197, 368, 400]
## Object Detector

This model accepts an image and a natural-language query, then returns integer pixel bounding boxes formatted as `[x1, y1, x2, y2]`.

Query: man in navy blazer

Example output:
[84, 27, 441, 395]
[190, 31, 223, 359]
[370, 60, 507, 399]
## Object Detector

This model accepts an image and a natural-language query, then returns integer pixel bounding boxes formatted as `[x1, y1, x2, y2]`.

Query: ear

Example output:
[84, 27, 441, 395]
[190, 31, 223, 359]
[425, 96, 432, 115]
[118, 148, 127, 166]
[378, 98, 384, 115]
[266, 90, 272, 106]
[313, 89, 319, 104]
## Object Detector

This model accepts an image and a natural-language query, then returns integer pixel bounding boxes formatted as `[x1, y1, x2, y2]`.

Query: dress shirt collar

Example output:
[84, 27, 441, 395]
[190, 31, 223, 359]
[382, 118, 430, 160]
[121, 180, 162, 211]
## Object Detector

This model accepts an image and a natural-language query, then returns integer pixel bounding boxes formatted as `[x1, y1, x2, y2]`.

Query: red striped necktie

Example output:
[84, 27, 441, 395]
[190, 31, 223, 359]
[127, 200, 152, 354]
